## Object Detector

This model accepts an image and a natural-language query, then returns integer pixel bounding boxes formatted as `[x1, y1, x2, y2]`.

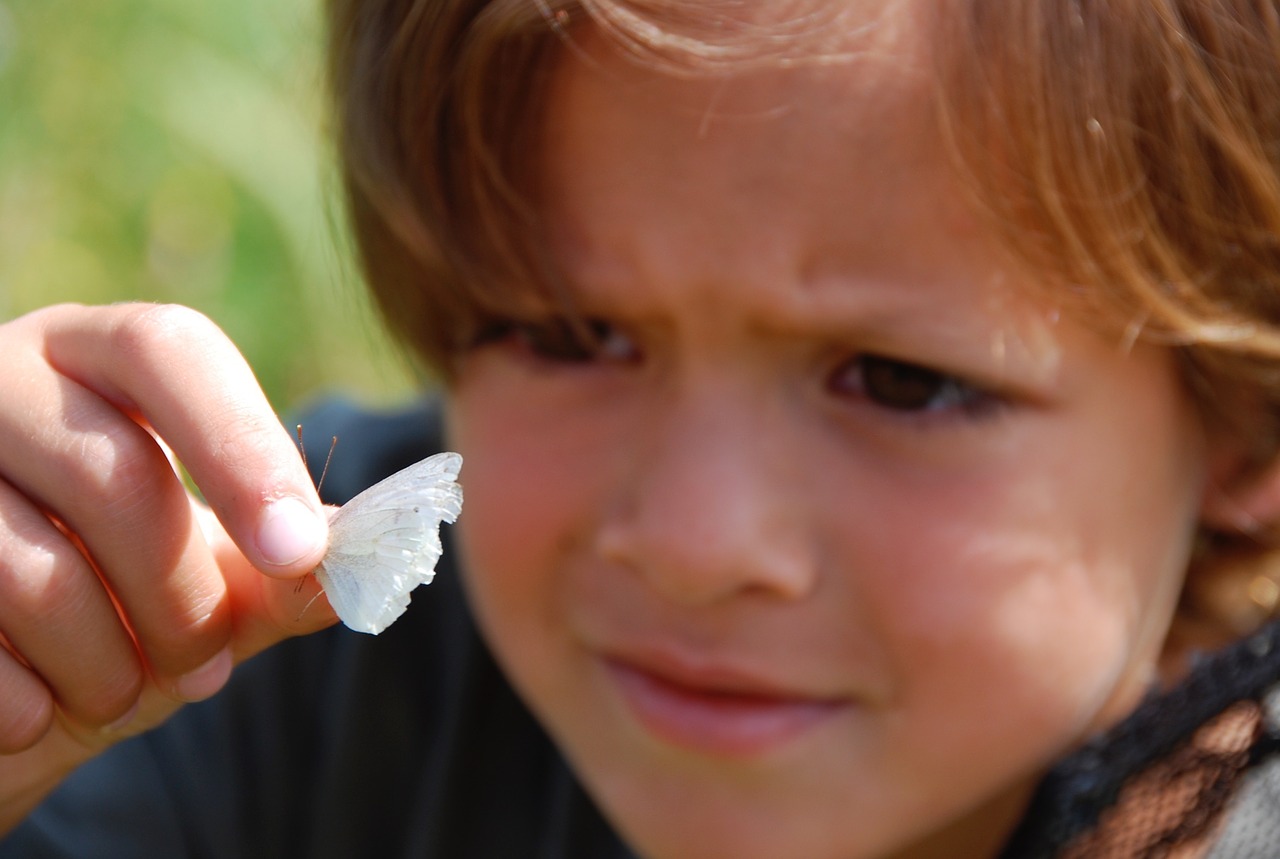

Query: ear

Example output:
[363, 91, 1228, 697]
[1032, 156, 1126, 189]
[1169, 439, 1280, 677]
[1200, 447, 1280, 536]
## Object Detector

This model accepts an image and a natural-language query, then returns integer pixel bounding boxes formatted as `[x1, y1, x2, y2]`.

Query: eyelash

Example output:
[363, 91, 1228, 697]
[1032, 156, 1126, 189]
[472, 317, 639, 364]
[828, 354, 1004, 420]
[472, 317, 1004, 421]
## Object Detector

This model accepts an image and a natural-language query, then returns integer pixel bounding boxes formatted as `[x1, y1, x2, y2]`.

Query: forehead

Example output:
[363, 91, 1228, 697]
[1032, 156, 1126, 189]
[539, 7, 941, 191]
[532, 11, 1001, 309]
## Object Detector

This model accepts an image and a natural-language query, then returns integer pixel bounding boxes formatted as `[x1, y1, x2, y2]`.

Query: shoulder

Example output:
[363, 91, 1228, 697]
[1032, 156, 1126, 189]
[1001, 621, 1280, 857]
[1204, 692, 1280, 858]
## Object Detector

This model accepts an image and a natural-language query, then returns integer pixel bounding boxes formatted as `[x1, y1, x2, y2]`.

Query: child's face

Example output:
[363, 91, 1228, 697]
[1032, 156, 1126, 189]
[446, 18, 1219, 859]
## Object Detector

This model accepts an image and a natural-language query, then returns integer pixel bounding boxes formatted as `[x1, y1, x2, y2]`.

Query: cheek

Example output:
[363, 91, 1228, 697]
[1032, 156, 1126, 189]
[863, 447, 1203, 768]
[448, 376, 607, 562]
[445, 386, 618, 691]
[824, 514, 1187, 829]
[891, 535, 1143, 725]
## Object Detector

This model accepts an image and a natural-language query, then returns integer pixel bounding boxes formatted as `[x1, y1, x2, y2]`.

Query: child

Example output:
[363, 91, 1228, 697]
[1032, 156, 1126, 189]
[3, 0, 1280, 856]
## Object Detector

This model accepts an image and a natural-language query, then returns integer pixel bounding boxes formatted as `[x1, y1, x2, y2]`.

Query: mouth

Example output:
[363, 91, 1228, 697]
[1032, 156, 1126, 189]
[603, 655, 849, 758]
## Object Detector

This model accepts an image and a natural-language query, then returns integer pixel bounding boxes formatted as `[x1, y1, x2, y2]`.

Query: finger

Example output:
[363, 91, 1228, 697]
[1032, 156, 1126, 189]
[0, 644, 54, 754]
[0, 326, 231, 687]
[197, 501, 340, 660]
[0, 477, 144, 730]
[36, 303, 329, 576]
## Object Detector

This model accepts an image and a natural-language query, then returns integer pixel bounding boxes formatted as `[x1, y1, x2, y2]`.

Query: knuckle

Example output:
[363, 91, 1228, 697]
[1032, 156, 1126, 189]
[112, 303, 219, 365]
[0, 668, 54, 754]
[146, 596, 230, 679]
[4, 302, 82, 337]
[211, 410, 293, 483]
[73, 419, 169, 508]
[65, 662, 144, 729]
[0, 527, 82, 617]
[116, 553, 230, 682]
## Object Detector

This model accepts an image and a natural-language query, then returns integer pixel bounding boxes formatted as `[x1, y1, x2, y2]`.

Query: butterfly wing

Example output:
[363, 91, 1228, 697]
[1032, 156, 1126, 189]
[313, 452, 463, 635]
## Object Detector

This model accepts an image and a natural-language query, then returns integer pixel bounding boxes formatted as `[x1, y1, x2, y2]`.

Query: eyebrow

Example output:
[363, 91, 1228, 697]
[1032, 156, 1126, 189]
[550, 241, 1068, 372]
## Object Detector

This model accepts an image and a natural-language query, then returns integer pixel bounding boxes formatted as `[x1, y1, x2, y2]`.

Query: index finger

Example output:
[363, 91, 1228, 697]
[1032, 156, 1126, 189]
[38, 303, 328, 576]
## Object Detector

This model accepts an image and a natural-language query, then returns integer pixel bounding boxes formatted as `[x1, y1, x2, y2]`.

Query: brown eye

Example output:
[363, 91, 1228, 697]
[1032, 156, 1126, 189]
[516, 318, 600, 362]
[862, 357, 950, 410]
[830, 355, 992, 414]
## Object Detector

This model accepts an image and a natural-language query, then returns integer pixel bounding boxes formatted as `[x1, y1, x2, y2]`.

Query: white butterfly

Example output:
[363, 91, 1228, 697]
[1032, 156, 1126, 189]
[313, 452, 463, 635]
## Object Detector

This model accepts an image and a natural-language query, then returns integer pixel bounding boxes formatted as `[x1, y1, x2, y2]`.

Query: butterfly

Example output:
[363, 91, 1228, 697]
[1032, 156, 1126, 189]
[313, 451, 463, 635]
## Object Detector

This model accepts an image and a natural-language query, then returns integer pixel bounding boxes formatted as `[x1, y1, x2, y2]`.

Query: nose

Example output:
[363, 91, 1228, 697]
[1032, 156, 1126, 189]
[596, 388, 817, 607]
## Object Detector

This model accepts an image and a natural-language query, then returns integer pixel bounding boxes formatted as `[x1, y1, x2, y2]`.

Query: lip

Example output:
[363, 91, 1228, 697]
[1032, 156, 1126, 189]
[602, 653, 849, 758]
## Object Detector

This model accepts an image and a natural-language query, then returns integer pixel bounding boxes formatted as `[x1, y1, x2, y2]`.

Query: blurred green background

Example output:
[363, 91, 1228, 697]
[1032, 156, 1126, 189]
[0, 0, 417, 411]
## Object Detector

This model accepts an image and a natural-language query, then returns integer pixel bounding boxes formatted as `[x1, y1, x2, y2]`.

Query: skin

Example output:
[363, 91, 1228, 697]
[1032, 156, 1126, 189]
[446, 16, 1229, 859]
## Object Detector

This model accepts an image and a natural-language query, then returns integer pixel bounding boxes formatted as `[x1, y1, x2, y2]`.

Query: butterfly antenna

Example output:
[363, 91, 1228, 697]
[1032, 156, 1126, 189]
[291, 426, 338, 595]
[318, 436, 338, 497]
[296, 583, 329, 623]
[294, 425, 339, 498]
[295, 424, 308, 469]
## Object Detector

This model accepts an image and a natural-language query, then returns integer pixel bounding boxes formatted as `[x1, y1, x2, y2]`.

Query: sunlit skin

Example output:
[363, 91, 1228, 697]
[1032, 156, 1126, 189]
[446, 13, 1224, 859]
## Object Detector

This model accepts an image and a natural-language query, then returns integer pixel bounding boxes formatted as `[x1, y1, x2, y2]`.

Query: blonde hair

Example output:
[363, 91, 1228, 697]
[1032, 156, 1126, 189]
[929, 0, 1280, 643]
[936, 0, 1280, 459]
[326, 0, 1280, 635]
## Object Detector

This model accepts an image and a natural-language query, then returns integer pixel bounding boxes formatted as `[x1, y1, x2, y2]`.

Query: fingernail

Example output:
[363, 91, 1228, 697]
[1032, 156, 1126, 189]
[256, 496, 327, 567]
[174, 648, 233, 703]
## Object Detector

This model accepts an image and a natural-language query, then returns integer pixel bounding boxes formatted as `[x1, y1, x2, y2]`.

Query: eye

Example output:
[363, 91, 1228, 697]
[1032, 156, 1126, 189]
[474, 316, 639, 364]
[829, 354, 999, 416]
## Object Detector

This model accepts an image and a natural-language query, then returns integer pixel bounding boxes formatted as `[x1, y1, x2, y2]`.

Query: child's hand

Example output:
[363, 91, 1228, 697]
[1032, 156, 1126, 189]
[0, 303, 333, 832]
